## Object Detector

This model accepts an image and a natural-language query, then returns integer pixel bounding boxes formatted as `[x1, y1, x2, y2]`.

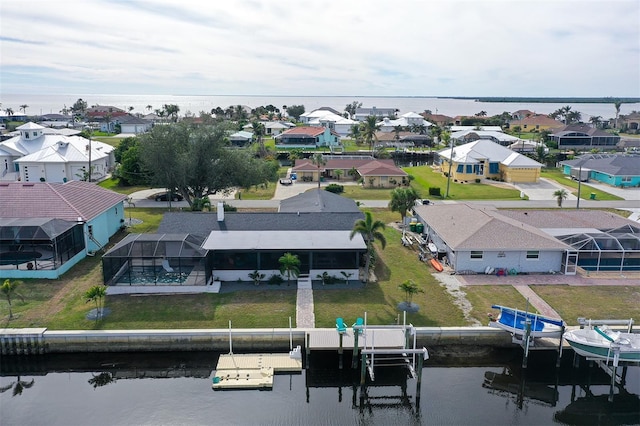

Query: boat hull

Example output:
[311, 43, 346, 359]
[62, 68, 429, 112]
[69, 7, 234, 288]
[489, 305, 564, 338]
[564, 329, 640, 363]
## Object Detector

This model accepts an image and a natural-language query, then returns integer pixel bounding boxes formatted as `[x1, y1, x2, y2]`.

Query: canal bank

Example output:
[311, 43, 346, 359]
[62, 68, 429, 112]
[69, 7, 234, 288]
[0, 326, 514, 355]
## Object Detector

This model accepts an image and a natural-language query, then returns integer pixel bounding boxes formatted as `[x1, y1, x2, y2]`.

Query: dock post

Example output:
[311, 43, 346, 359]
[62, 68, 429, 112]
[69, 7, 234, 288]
[556, 325, 565, 368]
[351, 331, 359, 369]
[609, 349, 619, 403]
[228, 320, 233, 354]
[360, 352, 367, 387]
[338, 333, 344, 370]
[415, 351, 424, 408]
[306, 333, 311, 368]
[522, 319, 531, 369]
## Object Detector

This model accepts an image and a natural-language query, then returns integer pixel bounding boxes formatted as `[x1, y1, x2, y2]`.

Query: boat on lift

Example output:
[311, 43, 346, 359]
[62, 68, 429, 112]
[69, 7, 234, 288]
[488, 305, 564, 338]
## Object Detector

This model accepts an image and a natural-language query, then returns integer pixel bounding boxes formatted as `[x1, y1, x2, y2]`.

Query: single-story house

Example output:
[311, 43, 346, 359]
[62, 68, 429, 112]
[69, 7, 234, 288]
[228, 131, 253, 146]
[0, 181, 126, 279]
[437, 139, 543, 183]
[0, 122, 115, 182]
[450, 130, 522, 147]
[449, 126, 504, 133]
[275, 126, 341, 149]
[118, 115, 153, 134]
[354, 107, 398, 121]
[300, 109, 357, 136]
[291, 156, 408, 187]
[507, 115, 564, 132]
[103, 190, 366, 288]
[413, 205, 640, 274]
[413, 204, 570, 274]
[374, 131, 432, 148]
[422, 113, 454, 127]
[550, 124, 620, 150]
[560, 154, 640, 187]
[377, 112, 432, 132]
[617, 112, 640, 131]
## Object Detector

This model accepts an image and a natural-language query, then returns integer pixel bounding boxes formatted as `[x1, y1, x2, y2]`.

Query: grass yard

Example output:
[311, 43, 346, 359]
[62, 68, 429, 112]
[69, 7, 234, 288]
[541, 169, 623, 201]
[98, 178, 150, 195]
[404, 166, 523, 200]
[93, 136, 125, 147]
[341, 185, 394, 200]
[463, 284, 640, 326]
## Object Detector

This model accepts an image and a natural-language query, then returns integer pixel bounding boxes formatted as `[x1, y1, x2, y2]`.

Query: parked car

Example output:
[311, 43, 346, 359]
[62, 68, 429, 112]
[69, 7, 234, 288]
[415, 199, 431, 206]
[279, 178, 293, 185]
[154, 192, 184, 202]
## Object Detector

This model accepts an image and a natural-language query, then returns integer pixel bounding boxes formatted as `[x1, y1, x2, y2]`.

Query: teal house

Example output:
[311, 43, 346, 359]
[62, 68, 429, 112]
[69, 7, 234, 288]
[560, 154, 640, 187]
[0, 181, 127, 279]
[274, 126, 341, 149]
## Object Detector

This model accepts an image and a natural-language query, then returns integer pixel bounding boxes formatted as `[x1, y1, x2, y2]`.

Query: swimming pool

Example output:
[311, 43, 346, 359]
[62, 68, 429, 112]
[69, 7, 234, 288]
[116, 266, 192, 285]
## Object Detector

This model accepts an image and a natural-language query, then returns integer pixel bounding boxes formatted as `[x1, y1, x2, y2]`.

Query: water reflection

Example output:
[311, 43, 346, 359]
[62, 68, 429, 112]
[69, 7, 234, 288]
[0, 376, 35, 397]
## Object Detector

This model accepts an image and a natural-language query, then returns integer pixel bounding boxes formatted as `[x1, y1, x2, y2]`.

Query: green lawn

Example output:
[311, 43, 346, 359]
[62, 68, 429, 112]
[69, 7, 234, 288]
[404, 166, 523, 200]
[93, 136, 125, 147]
[98, 178, 150, 195]
[541, 169, 623, 200]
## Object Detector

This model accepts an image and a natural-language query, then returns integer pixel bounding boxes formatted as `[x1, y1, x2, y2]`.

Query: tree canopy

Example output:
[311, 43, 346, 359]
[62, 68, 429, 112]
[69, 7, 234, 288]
[286, 105, 305, 121]
[139, 123, 277, 206]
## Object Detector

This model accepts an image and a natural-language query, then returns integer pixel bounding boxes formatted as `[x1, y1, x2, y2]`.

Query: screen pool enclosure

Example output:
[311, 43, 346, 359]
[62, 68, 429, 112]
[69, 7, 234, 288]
[102, 234, 208, 286]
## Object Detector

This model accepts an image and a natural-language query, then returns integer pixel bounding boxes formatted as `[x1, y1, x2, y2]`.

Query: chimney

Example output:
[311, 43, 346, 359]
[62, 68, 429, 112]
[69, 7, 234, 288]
[217, 202, 224, 222]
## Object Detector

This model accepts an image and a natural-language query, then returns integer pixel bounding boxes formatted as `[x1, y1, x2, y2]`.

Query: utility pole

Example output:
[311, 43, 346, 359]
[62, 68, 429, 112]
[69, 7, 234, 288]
[444, 132, 454, 198]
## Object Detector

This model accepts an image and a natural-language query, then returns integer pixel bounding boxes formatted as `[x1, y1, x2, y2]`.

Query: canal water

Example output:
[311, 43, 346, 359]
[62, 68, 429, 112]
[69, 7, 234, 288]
[1, 349, 639, 425]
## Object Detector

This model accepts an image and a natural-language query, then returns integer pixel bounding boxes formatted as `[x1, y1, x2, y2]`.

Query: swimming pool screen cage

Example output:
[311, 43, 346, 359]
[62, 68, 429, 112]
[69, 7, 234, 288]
[556, 224, 640, 272]
[0, 218, 84, 271]
[102, 233, 208, 286]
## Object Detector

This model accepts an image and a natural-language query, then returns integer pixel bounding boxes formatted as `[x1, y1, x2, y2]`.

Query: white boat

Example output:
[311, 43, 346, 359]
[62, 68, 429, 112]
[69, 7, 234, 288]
[488, 305, 564, 338]
[563, 325, 640, 363]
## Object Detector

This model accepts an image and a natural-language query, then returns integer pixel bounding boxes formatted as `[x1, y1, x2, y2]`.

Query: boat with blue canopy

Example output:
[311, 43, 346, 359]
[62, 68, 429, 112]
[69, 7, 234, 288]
[488, 305, 564, 338]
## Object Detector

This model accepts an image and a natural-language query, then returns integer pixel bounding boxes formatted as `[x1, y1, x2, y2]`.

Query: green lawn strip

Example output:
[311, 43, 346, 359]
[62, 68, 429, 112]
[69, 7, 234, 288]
[126, 208, 169, 233]
[236, 182, 278, 200]
[403, 166, 523, 200]
[98, 178, 150, 195]
[341, 186, 394, 200]
[463, 285, 536, 326]
[540, 169, 623, 200]
[313, 209, 467, 327]
[530, 285, 640, 326]
[93, 136, 124, 147]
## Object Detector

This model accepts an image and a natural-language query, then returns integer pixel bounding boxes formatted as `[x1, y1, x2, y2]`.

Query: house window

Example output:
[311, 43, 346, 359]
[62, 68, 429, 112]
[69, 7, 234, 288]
[466, 165, 473, 174]
[33, 131, 38, 137]
[456, 164, 463, 173]
[526, 251, 539, 259]
[489, 163, 499, 174]
[622, 176, 631, 182]
[470, 251, 483, 260]
[25, 133, 30, 139]
[497, 251, 506, 258]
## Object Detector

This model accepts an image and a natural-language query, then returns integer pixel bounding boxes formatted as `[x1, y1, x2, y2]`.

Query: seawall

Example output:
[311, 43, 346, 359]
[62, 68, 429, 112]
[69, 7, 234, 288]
[0, 327, 513, 355]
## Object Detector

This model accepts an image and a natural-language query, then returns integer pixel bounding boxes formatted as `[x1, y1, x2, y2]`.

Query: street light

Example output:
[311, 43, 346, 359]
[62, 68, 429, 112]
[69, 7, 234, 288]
[445, 133, 454, 198]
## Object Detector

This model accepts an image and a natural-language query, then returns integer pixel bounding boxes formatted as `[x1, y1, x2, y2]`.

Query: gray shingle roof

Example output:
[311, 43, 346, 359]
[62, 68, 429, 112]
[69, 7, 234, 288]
[158, 211, 364, 237]
[278, 189, 362, 213]
[413, 204, 568, 250]
[560, 154, 640, 176]
[498, 209, 638, 230]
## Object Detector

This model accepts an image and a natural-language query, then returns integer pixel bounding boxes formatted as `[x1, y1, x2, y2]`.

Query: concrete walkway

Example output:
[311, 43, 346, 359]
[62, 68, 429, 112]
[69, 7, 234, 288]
[511, 285, 562, 319]
[296, 289, 315, 328]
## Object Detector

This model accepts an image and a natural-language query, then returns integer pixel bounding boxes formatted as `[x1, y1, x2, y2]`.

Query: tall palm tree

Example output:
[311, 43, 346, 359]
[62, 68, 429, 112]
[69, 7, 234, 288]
[146, 105, 153, 113]
[1, 279, 24, 320]
[252, 121, 266, 157]
[311, 153, 326, 188]
[589, 116, 602, 129]
[19, 104, 29, 115]
[388, 187, 420, 228]
[348, 124, 363, 145]
[614, 100, 622, 129]
[350, 211, 386, 283]
[85, 285, 107, 319]
[279, 252, 300, 286]
[553, 189, 568, 208]
[360, 115, 381, 155]
[5, 107, 14, 117]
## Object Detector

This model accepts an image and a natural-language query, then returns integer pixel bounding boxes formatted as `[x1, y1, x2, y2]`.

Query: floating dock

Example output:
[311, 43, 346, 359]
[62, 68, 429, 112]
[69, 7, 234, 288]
[307, 327, 405, 350]
[212, 348, 303, 390]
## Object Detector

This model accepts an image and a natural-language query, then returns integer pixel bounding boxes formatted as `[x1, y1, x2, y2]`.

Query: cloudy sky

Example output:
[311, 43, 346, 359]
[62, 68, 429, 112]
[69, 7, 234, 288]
[1, 0, 638, 97]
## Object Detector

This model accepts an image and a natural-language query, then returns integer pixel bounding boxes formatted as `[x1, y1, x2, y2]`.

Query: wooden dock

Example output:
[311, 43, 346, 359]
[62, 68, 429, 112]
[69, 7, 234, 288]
[307, 327, 406, 350]
[212, 350, 303, 390]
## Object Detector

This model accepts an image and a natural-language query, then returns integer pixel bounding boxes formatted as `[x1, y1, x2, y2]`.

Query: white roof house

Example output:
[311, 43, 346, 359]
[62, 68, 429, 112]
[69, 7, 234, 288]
[438, 139, 543, 168]
[300, 109, 357, 137]
[450, 130, 522, 147]
[450, 125, 504, 132]
[378, 112, 433, 132]
[0, 122, 114, 183]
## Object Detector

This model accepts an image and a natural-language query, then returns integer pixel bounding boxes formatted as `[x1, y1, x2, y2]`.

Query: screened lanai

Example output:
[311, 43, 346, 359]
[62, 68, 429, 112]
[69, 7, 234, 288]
[0, 218, 84, 271]
[102, 234, 208, 286]
[556, 224, 640, 272]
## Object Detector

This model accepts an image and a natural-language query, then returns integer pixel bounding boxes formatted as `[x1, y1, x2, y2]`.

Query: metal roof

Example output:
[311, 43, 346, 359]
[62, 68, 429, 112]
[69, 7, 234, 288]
[202, 230, 366, 251]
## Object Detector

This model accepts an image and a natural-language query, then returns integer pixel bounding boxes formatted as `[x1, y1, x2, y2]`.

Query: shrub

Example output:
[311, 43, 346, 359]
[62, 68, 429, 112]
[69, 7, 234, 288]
[428, 187, 441, 197]
[325, 183, 344, 194]
[475, 178, 481, 183]
[268, 274, 283, 285]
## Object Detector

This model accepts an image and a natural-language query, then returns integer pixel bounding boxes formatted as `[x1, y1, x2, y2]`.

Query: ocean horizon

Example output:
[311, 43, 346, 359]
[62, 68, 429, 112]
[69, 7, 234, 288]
[2, 93, 639, 121]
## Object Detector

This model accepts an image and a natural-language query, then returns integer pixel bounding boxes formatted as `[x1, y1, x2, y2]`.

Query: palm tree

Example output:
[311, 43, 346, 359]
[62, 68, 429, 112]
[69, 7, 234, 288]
[163, 104, 180, 122]
[348, 124, 363, 145]
[248, 270, 265, 286]
[398, 279, 423, 305]
[252, 121, 266, 157]
[553, 189, 568, 208]
[146, 105, 153, 113]
[279, 252, 300, 286]
[614, 100, 622, 129]
[5, 107, 14, 117]
[347, 166, 359, 181]
[311, 153, 326, 188]
[350, 211, 386, 283]
[85, 285, 107, 320]
[360, 115, 381, 155]
[589, 115, 602, 129]
[19, 104, 29, 115]
[334, 169, 343, 181]
[388, 187, 420, 228]
[1, 279, 24, 320]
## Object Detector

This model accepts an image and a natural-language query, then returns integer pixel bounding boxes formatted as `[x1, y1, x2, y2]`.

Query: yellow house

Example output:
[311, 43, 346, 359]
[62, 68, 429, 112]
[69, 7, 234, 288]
[508, 114, 564, 132]
[438, 139, 542, 183]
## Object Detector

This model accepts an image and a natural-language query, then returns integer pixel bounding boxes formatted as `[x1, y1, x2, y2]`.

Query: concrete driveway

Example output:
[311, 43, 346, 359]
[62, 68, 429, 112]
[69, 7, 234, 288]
[512, 178, 577, 201]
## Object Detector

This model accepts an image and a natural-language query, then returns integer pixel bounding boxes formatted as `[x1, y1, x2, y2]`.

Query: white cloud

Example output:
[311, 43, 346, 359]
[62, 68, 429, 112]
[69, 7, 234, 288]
[1, 0, 638, 96]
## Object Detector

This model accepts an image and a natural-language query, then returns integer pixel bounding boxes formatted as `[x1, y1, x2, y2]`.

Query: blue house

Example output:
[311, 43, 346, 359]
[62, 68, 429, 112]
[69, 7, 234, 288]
[560, 154, 640, 187]
[274, 126, 341, 149]
[0, 181, 126, 279]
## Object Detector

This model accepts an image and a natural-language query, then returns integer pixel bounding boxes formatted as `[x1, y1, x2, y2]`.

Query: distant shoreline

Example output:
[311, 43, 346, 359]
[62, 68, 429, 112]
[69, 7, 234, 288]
[446, 96, 640, 104]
